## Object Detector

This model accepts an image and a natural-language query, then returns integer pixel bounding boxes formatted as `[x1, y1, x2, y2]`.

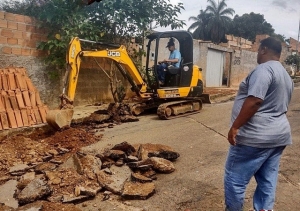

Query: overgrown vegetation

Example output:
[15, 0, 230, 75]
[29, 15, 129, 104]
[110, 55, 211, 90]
[0, 0, 185, 71]
[285, 54, 300, 72]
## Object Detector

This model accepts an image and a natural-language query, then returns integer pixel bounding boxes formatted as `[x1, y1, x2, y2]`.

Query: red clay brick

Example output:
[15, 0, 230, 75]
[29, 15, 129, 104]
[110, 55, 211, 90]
[26, 25, 35, 32]
[7, 73, 17, 90]
[2, 47, 12, 54]
[31, 33, 41, 40]
[21, 109, 29, 126]
[18, 38, 25, 46]
[22, 90, 31, 107]
[0, 11, 4, 19]
[35, 91, 43, 106]
[29, 91, 36, 107]
[8, 91, 18, 110]
[27, 108, 36, 125]
[25, 40, 37, 48]
[14, 110, 23, 127]
[0, 95, 5, 112]
[11, 47, 22, 55]
[21, 48, 31, 56]
[22, 32, 31, 39]
[0, 36, 7, 44]
[7, 109, 17, 128]
[17, 23, 26, 31]
[1, 74, 9, 91]
[13, 31, 23, 39]
[7, 38, 18, 45]
[15, 14, 25, 23]
[0, 112, 9, 129]
[7, 21, 17, 30]
[15, 73, 27, 90]
[24, 16, 34, 24]
[5, 13, 15, 21]
[25, 77, 35, 91]
[38, 106, 47, 123]
[2, 91, 11, 110]
[2, 47, 12, 55]
[15, 89, 25, 109]
[1, 29, 13, 38]
[0, 19, 8, 28]
[33, 108, 42, 124]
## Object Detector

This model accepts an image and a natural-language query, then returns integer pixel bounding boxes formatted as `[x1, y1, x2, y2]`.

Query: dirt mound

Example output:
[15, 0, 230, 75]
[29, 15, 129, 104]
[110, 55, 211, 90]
[0, 126, 100, 179]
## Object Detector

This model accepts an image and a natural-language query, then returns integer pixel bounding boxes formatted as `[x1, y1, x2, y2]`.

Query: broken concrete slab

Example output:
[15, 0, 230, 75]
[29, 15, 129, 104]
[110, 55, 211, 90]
[0, 180, 18, 209]
[16, 201, 43, 211]
[137, 143, 180, 161]
[141, 157, 175, 173]
[122, 181, 155, 200]
[17, 177, 52, 205]
[131, 172, 152, 183]
[9, 164, 30, 176]
[96, 165, 131, 194]
[111, 142, 136, 156]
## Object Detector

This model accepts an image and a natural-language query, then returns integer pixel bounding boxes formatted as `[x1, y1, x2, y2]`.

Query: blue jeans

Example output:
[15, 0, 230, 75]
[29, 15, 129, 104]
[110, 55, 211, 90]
[224, 144, 285, 211]
[157, 63, 167, 82]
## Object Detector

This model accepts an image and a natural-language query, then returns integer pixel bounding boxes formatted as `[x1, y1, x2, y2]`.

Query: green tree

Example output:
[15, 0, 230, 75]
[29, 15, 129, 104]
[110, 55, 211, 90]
[229, 12, 274, 42]
[205, 0, 235, 44]
[187, 9, 212, 40]
[285, 54, 300, 71]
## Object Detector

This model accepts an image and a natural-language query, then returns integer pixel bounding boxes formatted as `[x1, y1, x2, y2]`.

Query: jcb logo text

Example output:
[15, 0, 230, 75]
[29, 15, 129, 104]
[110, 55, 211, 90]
[108, 51, 121, 57]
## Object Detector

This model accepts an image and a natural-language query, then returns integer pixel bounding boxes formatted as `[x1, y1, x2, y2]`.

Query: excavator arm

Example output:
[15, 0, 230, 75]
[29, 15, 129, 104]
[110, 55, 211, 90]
[46, 37, 151, 129]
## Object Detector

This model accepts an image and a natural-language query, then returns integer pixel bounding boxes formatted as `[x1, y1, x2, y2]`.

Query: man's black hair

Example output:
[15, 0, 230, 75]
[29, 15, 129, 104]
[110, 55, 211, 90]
[260, 37, 282, 55]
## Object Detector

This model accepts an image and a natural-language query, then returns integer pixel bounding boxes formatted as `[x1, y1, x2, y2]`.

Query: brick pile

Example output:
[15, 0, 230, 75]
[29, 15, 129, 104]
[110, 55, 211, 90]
[0, 67, 48, 130]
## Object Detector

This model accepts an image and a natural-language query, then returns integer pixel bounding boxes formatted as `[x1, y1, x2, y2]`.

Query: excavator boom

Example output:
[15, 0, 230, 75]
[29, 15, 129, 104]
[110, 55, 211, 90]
[46, 37, 150, 129]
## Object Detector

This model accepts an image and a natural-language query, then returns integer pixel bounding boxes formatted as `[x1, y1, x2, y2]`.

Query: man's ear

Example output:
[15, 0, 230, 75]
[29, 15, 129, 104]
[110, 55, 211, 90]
[260, 46, 268, 54]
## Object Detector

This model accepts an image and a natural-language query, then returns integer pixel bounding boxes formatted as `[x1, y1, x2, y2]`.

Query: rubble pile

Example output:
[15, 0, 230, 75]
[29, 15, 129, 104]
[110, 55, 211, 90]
[0, 67, 48, 130]
[0, 125, 180, 210]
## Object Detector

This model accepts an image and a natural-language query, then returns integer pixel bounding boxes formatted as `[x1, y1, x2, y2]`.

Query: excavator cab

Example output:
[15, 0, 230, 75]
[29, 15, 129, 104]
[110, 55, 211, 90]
[144, 31, 210, 104]
[145, 31, 195, 89]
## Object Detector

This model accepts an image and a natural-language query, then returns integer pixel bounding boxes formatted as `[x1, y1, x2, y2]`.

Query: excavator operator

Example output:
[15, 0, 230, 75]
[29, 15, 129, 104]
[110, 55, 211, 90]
[157, 38, 181, 85]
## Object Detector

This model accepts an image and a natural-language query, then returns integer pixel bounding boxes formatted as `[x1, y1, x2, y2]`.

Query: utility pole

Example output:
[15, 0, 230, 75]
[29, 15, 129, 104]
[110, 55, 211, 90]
[297, 19, 300, 54]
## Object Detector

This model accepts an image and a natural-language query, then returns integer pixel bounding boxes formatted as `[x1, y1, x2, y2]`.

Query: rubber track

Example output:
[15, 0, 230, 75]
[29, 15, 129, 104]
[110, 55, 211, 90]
[157, 100, 202, 120]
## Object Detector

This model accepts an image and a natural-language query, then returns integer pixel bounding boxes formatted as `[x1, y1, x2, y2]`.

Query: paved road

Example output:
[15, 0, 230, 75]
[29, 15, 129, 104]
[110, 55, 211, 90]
[79, 86, 300, 211]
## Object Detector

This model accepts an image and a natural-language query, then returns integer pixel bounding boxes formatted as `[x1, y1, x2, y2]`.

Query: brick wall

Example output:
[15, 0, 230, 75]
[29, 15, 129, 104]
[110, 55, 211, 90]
[0, 11, 63, 109]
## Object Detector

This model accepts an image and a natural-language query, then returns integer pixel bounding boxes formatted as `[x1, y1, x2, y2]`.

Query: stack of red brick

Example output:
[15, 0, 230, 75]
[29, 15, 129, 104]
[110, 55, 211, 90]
[0, 67, 48, 130]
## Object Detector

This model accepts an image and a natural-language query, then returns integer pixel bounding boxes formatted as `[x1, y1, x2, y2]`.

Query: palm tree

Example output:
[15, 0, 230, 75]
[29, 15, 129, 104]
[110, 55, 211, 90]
[206, 0, 235, 44]
[188, 9, 212, 40]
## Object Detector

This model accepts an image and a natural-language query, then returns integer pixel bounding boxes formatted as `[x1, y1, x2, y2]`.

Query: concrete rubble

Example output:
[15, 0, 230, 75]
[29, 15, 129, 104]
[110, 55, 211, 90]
[0, 141, 180, 210]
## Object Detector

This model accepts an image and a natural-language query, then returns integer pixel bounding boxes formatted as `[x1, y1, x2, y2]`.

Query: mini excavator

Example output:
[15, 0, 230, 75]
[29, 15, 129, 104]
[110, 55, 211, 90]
[46, 31, 211, 129]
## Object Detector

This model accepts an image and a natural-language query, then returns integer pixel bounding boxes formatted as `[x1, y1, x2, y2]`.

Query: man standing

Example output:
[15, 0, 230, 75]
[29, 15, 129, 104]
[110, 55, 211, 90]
[224, 37, 294, 211]
[157, 38, 181, 85]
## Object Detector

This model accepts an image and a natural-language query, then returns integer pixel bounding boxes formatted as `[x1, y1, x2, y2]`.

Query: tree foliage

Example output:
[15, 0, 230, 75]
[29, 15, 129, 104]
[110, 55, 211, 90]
[187, 9, 212, 40]
[285, 54, 300, 71]
[229, 12, 274, 42]
[0, 0, 185, 69]
[188, 0, 234, 44]
[205, 0, 235, 44]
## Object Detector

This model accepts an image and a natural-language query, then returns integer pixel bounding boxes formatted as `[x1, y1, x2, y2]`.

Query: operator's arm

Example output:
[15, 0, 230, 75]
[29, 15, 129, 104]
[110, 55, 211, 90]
[227, 96, 263, 145]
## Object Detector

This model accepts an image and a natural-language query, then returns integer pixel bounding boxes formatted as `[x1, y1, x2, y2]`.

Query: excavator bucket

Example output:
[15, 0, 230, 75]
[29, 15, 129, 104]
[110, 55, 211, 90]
[46, 109, 74, 130]
[200, 94, 211, 104]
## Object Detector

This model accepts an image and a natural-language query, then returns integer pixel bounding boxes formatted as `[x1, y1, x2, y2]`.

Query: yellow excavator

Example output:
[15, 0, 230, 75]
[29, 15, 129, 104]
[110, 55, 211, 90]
[46, 30, 211, 129]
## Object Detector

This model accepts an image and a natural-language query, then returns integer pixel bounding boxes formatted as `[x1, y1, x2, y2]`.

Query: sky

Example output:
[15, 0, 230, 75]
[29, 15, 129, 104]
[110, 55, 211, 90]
[161, 0, 300, 40]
